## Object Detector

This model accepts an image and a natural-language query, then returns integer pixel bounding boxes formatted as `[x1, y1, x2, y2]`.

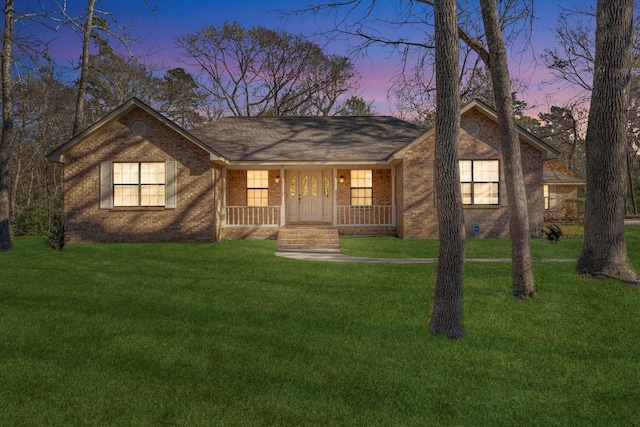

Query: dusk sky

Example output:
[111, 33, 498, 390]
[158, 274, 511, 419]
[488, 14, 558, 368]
[38, 0, 590, 117]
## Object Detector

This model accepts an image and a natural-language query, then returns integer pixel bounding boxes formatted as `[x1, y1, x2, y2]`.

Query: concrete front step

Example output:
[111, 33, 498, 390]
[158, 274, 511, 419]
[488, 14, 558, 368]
[277, 227, 340, 248]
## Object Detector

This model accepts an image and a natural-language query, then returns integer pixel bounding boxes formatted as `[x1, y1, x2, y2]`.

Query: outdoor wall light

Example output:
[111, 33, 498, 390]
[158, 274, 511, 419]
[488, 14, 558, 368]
[339, 175, 345, 183]
[275, 175, 281, 184]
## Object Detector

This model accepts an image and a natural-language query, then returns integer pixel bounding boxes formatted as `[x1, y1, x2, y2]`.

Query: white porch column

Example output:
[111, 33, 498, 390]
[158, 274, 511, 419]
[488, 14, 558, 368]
[391, 166, 397, 227]
[333, 168, 338, 227]
[280, 167, 285, 226]
[221, 166, 227, 227]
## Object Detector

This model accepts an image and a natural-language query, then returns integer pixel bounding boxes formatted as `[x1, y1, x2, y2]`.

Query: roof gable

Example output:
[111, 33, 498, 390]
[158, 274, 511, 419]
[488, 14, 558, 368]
[395, 99, 560, 160]
[47, 98, 224, 163]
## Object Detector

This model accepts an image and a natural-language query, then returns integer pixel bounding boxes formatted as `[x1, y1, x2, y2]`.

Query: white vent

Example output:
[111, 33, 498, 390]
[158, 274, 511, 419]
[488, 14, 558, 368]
[131, 121, 147, 136]
[465, 121, 480, 136]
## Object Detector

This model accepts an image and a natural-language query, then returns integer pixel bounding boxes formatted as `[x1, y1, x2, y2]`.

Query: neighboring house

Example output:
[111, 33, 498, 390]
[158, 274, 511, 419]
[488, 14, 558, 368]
[47, 98, 559, 243]
[543, 167, 585, 221]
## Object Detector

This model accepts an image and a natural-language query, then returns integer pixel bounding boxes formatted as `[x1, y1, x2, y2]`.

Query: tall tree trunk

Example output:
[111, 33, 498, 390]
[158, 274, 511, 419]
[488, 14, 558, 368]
[429, 0, 465, 339]
[0, 0, 14, 251]
[479, 0, 536, 298]
[73, 0, 96, 136]
[578, 0, 637, 282]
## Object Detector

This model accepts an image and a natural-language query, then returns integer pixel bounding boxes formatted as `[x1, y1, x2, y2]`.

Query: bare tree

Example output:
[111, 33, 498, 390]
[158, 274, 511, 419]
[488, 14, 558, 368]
[176, 22, 359, 117]
[302, 0, 538, 297]
[1, 0, 15, 250]
[416, 0, 537, 297]
[72, 0, 96, 136]
[537, 104, 588, 177]
[477, 0, 535, 298]
[541, 8, 596, 97]
[577, 0, 637, 283]
[430, 0, 465, 338]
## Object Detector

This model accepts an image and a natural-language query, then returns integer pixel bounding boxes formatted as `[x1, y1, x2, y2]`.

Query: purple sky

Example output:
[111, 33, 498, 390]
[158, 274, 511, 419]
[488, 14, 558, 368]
[37, 0, 590, 117]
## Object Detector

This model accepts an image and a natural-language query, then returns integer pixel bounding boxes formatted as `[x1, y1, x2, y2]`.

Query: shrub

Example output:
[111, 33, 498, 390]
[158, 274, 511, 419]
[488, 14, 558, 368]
[543, 224, 564, 243]
[42, 226, 66, 251]
[563, 197, 585, 220]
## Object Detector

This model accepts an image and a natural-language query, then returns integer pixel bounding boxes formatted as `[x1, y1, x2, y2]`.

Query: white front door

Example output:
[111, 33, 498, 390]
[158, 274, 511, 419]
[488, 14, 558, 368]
[287, 170, 332, 223]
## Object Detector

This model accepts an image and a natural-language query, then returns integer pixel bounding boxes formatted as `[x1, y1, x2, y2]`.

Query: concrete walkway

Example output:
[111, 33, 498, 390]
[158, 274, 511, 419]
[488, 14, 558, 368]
[276, 219, 640, 263]
[275, 247, 577, 264]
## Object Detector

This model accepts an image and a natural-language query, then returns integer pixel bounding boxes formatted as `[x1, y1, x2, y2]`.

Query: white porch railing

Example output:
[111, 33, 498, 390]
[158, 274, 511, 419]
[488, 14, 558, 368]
[225, 206, 281, 226]
[337, 205, 394, 226]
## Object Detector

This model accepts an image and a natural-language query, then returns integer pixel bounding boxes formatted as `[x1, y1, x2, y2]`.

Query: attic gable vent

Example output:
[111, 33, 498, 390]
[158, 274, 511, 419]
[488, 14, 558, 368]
[131, 121, 147, 136]
[465, 121, 480, 136]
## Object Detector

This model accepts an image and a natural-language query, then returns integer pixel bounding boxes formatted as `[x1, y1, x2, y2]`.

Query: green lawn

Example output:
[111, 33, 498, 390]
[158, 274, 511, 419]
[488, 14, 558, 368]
[1, 229, 639, 426]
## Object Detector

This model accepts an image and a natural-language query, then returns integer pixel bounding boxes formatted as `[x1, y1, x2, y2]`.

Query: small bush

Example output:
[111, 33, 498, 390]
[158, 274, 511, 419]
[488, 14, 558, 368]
[42, 226, 66, 251]
[543, 224, 564, 243]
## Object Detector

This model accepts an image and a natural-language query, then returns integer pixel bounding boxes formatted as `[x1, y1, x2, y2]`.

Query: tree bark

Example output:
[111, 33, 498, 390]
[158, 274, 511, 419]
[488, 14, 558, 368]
[429, 0, 465, 339]
[578, 0, 637, 282]
[73, 0, 96, 136]
[479, 0, 536, 298]
[0, 0, 14, 251]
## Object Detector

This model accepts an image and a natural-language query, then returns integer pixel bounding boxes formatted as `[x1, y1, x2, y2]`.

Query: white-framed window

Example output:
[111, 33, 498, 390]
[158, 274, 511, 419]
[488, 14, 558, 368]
[113, 162, 166, 207]
[460, 160, 500, 205]
[544, 184, 557, 210]
[100, 161, 176, 209]
[350, 170, 373, 206]
[247, 170, 268, 206]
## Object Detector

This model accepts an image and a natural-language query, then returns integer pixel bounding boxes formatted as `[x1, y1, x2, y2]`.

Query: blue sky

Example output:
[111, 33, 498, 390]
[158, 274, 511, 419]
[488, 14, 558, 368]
[36, 0, 589, 117]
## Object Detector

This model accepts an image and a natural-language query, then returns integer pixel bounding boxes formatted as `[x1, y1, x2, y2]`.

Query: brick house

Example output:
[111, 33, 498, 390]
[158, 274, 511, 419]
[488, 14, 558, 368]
[542, 167, 585, 222]
[47, 98, 559, 243]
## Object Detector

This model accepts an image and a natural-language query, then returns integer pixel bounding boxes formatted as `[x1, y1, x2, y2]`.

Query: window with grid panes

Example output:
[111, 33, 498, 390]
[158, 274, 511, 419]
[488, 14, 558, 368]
[113, 162, 166, 207]
[247, 170, 269, 206]
[544, 184, 556, 210]
[459, 160, 499, 205]
[350, 170, 373, 206]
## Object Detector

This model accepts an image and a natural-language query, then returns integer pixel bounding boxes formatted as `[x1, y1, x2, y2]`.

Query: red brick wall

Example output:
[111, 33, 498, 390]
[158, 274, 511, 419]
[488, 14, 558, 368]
[226, 169, 282, 206]
[544, 185, 581, 221]
[399, 108, 545, 238]
[335, 168, 392, 206]
[63, 107, 219, 243]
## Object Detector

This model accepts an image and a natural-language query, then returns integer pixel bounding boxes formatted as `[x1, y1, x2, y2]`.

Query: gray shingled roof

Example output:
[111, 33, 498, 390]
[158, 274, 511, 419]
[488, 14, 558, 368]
[189, 116, 426, 162]
[543, 167, 585, 185]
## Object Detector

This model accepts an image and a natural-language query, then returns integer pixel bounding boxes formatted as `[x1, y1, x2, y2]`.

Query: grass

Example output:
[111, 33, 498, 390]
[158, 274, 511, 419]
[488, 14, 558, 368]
[1, 229, 639, 426]
[341, 232, 587, 260]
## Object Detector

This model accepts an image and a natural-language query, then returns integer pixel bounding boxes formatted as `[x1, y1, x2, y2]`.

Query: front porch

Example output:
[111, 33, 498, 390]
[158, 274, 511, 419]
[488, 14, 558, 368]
[220, 167, 398, 239]
[223, 205, 396, 227]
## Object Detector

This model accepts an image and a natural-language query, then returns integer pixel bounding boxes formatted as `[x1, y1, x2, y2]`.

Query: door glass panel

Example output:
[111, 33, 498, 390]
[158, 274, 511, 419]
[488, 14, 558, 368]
[311, 175, 318, 197]
[323, 176, 329, 198]
[302, 175, 308, 197]
[290, 175, 296, 198]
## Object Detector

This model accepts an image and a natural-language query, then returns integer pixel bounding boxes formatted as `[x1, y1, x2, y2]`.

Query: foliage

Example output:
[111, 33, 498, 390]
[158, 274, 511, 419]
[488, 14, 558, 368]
[335, 95, 375, 116]
[537, 105, 588, 177]
[176, 21, 360, 117]
[85, 51, 211, 128]
[542, 223, 564, 243]
[0, 234, 639, 425]
[564, 197, 586, 220]
[41, 225, 66, 251]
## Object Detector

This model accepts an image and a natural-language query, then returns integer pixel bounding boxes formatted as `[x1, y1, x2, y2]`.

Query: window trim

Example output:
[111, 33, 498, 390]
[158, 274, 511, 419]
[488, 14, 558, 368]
[350, 169, 373, 206]
[100, 161, 176, 210]
[544, 184, 557, 210]
[246, 170, 269, 207]
[460, 160, 500, 206]
[113, 162, 166, 208]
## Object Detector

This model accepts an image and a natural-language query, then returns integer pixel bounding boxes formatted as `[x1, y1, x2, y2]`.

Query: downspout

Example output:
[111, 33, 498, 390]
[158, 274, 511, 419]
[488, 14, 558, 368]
[333, 168, 338, 227]
[392, 166, 397, 227]
[222, 166, 227, 227]
[280, 167, 285, 225]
